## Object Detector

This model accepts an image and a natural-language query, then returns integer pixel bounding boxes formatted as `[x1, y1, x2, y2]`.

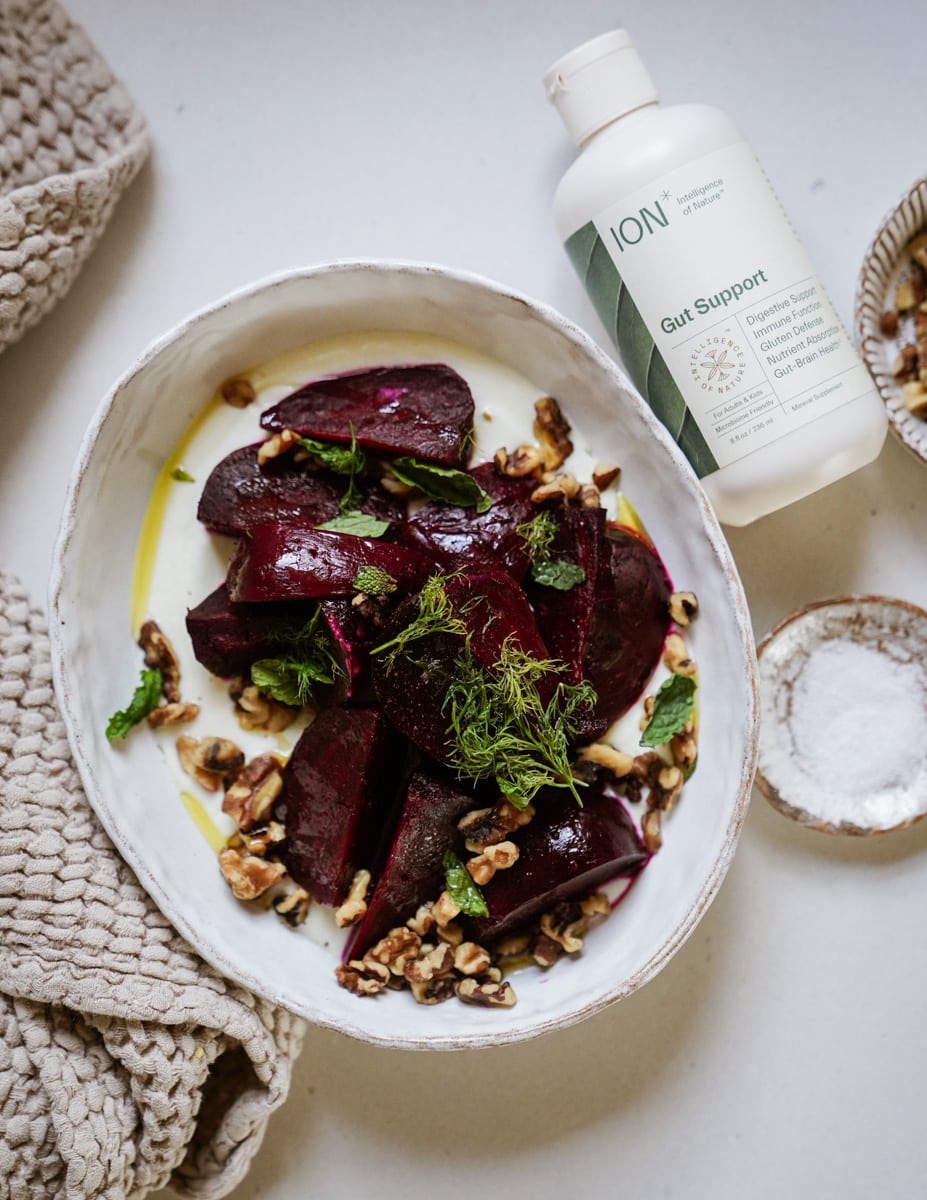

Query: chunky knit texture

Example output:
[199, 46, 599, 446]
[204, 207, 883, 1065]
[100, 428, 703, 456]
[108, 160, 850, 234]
[0, 0, 149, 353]
[0, 570, 307, 1199]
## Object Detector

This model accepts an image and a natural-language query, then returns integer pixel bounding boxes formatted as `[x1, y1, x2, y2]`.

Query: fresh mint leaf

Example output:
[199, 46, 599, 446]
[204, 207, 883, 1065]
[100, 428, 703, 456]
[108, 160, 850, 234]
[532, 558, 586, 591]
[170, 466, 195, 482]
[106, 668, 163, 741]
[353, 565, 397, 595]
[317, 510, 390, 538]
[640, 672, 697, 747]
[390, 457, 493, 513]
[442, 850, 489, 917]
[299, 427, 368, 513]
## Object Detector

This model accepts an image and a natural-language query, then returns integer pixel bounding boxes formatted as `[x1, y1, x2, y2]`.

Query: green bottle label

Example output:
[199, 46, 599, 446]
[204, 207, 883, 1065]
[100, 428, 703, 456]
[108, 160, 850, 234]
[565, 220, 720, 478]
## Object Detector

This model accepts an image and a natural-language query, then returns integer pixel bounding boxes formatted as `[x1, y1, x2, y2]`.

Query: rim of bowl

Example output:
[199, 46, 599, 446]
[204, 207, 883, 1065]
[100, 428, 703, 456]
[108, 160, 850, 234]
[855, 176, 927, 465]
[48, 258, 760, 1047]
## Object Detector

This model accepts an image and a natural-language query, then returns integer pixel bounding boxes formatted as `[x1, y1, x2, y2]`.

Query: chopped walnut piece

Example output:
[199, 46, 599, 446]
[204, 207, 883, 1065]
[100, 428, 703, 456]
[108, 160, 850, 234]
[580, 893, 610, 922]
[670, 726, 698, 772]
[534, 396, 573, 470]
[406, 903, 436, 938]
[336, 959, 390, 996]
[381, 472, 415, 496]
[902, 380, 927, 416]
[493, 932, 533, 963]
[177, 735, 223, 792]
[641, 808, 663, 854]
[663, 632, 696, 677]
[220, 377, 257, 408]
[578, 482, 601, 508]
[177, 735, 244, 793]
[433, 891, 461, 927]
[466, 840, 519, 886]
[240, 821, 286, 857]
[892, 344, 918, 381]
[257, 428, 300, 466]
[229, 680, 298, 733]
[335, 869, 372, 928]
[539, 901, 585, 954]
[403, 942, 454, 985]
[592, 463, 621, 491]
[531, 473, 579, 504]
[222, 752, 284, 829]
[648, 765, 684, 813]
[453, 941, 492, 977]
[531, 931, 564, 969]
[218, 846, 286, 900]
[365, 927, 422, 977]
[577, 742, 634, 779]
[273, 885, 311, 928]
[495, 443, 546, 478]
[147, 701, 199, 727]
[435, 920, 464, 948]
[879, 310, 900, 338]
[455, 977, 517, 1008]
[138, 619, 181, 703]
[458, 798, 534, 853]
[409, 976, 457, 1005]
[668, 590, 699, 627]
[897, 272, 926, 312]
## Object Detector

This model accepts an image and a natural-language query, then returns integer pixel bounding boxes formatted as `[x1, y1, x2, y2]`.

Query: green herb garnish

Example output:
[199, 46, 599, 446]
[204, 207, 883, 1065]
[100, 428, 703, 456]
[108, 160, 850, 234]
[640, 672, 697, 748]
[353, 566, 398, 595]
[517, 511, 586, 592]
[371, 574, 469, 670]
[389, 456, 493, 513]
[531, 559, 587, 590]
[299, 426, 367, 513]
[170, 466, 195, 482]
[442, 850, 489, 917]
[443, 638, 596, 808]
[106, 668, 163, 741]
[252, 609, 343, 706]
[317, 510, 390, 538]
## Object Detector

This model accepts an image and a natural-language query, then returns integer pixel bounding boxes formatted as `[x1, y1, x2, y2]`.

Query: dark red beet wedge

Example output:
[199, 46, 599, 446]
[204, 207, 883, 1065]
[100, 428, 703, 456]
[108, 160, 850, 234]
[196, 444, 403, 537]
[398, 463, 536, 581]
[346, 765, 479, 959]
[276, 705, 405, 906]
[260, 363, 475, 466]
[318, 597, 379, 702]
[466, 783, 648, 944]
[585, 525, 672, 728]
[369, 570, 551, 763]
[226, 523, 436, 603]
[185, 582, 317, 679]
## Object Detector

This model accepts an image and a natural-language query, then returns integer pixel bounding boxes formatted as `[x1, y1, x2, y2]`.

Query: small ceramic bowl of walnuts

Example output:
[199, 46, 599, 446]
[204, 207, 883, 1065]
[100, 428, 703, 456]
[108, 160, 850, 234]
[856, 175, 927, 463]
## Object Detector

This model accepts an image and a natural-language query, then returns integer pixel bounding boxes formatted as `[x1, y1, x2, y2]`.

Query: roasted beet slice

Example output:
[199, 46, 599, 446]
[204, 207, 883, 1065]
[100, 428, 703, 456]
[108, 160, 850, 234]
[346, 765, 479, 959]
[527, 506, 605, 684]
[398, 463, 536, 581]
[370, 570, 551, 763]
[584, 525, 672, 728]
[196, 444, 403, 537]
[276, 706, 405, 906]
[260, 363, 475, 466]
[318, 597, 380, 702]
[226, 523, 435, 603]
[466, 783, 648, 944]
[185, 582, 317, 678]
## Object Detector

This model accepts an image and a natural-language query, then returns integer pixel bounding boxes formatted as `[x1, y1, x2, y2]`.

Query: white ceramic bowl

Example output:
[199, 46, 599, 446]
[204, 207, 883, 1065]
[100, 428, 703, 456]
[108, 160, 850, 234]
[856, 174, 927, 463]
[49, 260, 758, 1049]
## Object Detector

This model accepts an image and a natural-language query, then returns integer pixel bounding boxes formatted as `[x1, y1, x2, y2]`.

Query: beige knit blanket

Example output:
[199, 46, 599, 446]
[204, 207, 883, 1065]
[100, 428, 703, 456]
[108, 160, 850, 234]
[0, 570, 307, 1199]
[0, 0, 149, 352]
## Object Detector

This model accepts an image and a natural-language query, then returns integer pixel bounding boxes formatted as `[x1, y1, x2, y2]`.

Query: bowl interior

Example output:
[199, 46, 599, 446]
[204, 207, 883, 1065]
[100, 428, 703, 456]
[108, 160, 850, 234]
[50, 261, 758, 1048]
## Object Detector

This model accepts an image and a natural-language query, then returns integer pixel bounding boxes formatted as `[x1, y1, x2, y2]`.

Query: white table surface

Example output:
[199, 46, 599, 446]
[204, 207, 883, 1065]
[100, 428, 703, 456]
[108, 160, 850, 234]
[3, 2, 927, 1197]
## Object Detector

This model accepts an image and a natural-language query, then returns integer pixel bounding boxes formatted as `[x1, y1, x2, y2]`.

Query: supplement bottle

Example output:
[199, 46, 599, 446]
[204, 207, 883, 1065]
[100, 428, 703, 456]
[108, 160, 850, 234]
[544, 30, 887, 526]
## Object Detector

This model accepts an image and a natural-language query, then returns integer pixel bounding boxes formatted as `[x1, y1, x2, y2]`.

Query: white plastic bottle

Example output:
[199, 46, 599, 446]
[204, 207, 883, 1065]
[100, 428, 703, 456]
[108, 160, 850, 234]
[544, 30, 887, 526]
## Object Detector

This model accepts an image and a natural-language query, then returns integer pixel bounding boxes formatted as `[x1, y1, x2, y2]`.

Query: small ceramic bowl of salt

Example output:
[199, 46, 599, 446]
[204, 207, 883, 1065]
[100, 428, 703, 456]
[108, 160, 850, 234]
[755, 595, 927, 835]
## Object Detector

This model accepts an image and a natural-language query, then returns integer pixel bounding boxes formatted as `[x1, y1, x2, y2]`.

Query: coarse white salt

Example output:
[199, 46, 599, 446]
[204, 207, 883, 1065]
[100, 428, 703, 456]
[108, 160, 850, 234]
[756, 598, 927, 833]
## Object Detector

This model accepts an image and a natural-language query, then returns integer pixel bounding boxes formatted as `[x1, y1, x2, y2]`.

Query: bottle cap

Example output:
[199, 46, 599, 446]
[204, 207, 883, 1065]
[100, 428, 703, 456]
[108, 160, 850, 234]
[544, 30, 658, 146]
